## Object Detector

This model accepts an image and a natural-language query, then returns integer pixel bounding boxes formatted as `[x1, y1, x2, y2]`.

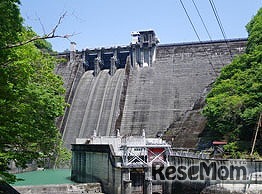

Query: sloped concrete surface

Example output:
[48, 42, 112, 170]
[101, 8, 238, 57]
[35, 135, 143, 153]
[63, 69, 125, 149]
[120, 41, 246, 139]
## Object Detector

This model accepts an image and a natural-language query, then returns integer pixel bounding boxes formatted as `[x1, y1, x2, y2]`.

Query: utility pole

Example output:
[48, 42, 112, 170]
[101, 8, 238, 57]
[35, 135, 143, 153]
[250, 113, 261, 156]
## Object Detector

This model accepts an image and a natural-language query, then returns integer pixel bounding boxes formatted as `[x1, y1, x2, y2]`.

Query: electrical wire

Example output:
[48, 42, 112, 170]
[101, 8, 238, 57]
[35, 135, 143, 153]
[179, 0, 201, 42]
[192, 0, 225, 67]
[191, 0, 212, 41]
[209, 0, 227, 40]
[208, 0, 233, 59]
[179, 0, 218, 76]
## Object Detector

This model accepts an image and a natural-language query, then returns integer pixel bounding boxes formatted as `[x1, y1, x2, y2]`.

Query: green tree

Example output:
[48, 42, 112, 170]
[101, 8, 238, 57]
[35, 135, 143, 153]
[0, 0, 66, 182]
[203, 8, 262, 157]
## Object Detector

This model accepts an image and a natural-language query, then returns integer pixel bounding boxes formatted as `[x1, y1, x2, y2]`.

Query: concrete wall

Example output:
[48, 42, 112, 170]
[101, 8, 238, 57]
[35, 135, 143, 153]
[120, 39, 247, 147]
[58, 39, 247, 148]
[15, 183, 103, 194]
[71, 144, 122, 194]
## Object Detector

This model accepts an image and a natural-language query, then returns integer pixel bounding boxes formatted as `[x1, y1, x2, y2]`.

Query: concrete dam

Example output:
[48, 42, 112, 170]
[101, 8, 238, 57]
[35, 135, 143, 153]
[63, 69, 125, 148]
[56, 30, 247, 149]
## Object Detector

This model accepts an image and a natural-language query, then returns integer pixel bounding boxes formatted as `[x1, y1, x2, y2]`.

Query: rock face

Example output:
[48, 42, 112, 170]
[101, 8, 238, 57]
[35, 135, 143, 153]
[59, 39, 247, 148]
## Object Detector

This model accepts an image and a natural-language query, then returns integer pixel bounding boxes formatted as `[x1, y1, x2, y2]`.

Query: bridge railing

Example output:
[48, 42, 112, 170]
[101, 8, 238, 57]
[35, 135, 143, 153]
[170, 148, 211, 159]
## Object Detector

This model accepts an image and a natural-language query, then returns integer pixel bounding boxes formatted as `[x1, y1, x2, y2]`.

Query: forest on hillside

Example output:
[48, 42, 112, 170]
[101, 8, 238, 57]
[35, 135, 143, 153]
[203, 8, 262, 158]
[0, 0, 68, 183]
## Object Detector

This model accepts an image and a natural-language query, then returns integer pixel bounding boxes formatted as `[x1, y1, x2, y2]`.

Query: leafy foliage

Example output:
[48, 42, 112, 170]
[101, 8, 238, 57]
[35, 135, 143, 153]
[0, 0, 23, 48]
[203, 8, 262, 156]
[0, 0, 66, 182]
[246, 8, 262, 53]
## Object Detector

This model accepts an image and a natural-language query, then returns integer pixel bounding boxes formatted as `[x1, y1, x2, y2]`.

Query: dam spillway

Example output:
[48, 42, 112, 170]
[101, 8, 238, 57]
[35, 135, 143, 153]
[63, 69, 125, 149]
[57, 30, 247, 149]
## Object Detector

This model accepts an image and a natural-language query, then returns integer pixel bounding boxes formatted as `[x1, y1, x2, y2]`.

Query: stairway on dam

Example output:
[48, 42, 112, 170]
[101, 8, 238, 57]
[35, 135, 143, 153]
[63, 69, 125, 149]
[120, 40, 246, 145]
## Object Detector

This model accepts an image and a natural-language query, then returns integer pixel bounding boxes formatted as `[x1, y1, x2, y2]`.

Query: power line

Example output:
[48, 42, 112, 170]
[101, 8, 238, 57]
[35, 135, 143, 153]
[208, 0, 233, 59]
[179, 0, 218, 76]
[192, 0, 225, 67]
[179, 0, 201, 42]
[191, 0, 212, 41]
[209, 0, 227, 40]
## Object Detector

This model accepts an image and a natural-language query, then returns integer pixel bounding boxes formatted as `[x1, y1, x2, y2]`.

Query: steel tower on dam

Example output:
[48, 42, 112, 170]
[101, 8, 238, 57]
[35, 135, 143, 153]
[55, 30, 247, 149]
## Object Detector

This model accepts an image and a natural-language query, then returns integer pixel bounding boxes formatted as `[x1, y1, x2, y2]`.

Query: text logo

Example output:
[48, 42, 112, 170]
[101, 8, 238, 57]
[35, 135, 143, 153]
[151, 161, 248, 183]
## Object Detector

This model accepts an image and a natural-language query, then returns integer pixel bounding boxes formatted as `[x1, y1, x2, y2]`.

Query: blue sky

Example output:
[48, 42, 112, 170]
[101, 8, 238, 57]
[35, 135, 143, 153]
[20, 0, 261, 52]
